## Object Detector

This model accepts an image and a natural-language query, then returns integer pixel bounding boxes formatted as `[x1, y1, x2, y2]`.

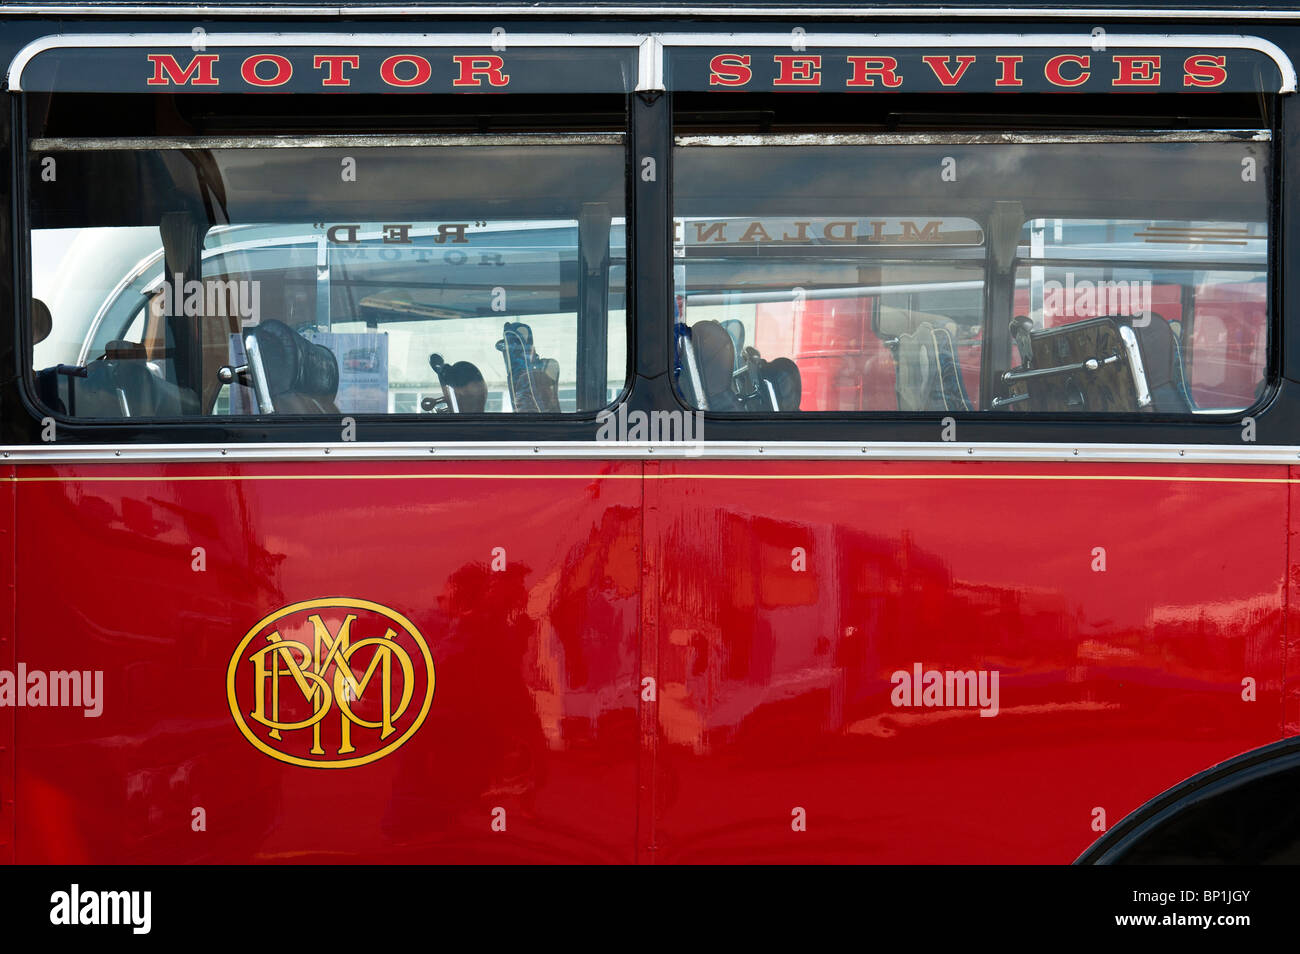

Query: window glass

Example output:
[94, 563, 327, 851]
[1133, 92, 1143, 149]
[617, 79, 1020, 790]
[673, 136, 1270, 415]
[30, 140, 627, 418]
[1013, 219, 1266, 411]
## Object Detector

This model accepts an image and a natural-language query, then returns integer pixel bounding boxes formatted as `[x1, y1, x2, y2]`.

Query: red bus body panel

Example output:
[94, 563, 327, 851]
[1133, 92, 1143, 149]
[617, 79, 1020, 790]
[12, 462, 641, 863]
[6, 459, 1289, 862]
[1, 465, 13, 865]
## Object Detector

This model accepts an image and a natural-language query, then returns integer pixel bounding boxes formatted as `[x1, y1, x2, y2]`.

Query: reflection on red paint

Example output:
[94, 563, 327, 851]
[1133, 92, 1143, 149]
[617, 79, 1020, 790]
[2, 459, 1290, 862]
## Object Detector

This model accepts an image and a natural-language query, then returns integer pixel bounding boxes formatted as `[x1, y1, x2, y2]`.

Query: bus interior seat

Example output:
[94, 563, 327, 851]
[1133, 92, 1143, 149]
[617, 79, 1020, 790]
[428, 353, 488, 413]
[684, 319, 744, 411]
[760, 356, 802, 411]
[720, 319, 746, 374]
[678, 319, 803, 412]
[35, 367, 67, 414]
[496, 321, 560, 413]
[893, 320, 973, 412]
[1129, 314, 1192, 412]
[248, 318, 340, 415]
[56, 343, 199, 418]
[32, 297, 52, 345]
[31, 297, 68, 414]
[1006, 315, 1142, 413]
[876, 305, 973, 412]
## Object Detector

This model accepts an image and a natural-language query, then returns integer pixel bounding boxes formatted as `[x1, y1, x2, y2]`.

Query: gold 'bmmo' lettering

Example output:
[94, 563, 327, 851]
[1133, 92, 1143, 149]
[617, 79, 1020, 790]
[247, 614, 416, 756]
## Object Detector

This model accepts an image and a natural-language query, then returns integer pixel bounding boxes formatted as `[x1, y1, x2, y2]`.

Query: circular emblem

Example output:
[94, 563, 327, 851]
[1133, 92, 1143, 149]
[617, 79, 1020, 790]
[227, 598, 435, 769]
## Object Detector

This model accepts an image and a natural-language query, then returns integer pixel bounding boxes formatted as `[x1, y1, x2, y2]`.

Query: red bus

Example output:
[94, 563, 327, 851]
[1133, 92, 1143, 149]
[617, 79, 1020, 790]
[2, 0, 1299, 866]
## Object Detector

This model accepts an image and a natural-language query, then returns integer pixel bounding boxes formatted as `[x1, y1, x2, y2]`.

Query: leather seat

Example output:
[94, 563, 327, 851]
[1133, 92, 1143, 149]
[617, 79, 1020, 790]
[759, 356, 802, 411]
[248, 319, 340, 415]
[684, 319, 743, 411]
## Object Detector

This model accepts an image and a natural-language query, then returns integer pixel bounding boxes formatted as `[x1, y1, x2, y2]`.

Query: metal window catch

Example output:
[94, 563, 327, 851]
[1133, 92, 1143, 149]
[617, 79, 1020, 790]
[1002, 353, 1120, 383]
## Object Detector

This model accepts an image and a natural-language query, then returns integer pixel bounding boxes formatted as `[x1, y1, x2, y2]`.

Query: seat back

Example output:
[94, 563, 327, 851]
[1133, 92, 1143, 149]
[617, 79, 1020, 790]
[1131, 315, 1191, 412]
[684, 319, 743, 411]
[429, 353, 488, 413]
[894, 321, 973, 412]
[720, 319, 746, 374]
[54, 353, 199, 418]
[249, 318, 340, 414]
[1008, 315, 1142, 413]
[760, 356, 802, 411]
[496, 321, 560, 413]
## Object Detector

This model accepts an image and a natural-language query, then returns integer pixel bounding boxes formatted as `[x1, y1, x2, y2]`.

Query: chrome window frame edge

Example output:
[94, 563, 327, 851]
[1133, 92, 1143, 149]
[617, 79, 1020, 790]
[3, 441, 1300, 465]
[676, 131, 1274, 146]
[33, 134, 628, 150]
[2, 6, 1300, 22]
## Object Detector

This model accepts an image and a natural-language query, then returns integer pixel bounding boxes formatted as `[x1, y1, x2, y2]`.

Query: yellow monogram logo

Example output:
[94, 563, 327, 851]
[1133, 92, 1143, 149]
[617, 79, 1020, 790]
[227, 598, 435, 768]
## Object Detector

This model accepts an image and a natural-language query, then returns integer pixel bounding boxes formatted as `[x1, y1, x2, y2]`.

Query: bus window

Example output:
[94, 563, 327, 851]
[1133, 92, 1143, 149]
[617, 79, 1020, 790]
[673, 134, 1270, 416]
[29, 138, 627, 419]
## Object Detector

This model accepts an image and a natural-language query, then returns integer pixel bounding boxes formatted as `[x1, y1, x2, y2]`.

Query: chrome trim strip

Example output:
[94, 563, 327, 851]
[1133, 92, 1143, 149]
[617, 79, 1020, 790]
[637, 34, 664, 91]
[676, 130, 1274, 146]
[2, 441, 1296, 465]
[7, 31, 649, 92]
[31, 133, 626, 150]
[3, 7, 1300, 22]
[658, 31, 1297, 94]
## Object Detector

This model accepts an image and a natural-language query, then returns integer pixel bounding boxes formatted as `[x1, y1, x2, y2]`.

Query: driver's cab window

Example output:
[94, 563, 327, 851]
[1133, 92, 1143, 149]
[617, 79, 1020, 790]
[29, 127, 628, 420]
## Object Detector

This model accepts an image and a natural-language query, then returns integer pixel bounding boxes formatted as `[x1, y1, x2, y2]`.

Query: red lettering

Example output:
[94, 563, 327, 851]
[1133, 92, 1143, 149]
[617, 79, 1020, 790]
[313, 54, 360, 87]
[452, 55, 509, 87]
[241, 53, 292, 87]
[846, 56, 903, 88]
[1113, 55, 1161, 87]
[1184, 54, 1228, 88]
[146, 53, 219, 87]
[1045, 54, 1090, 88]
[922, 54, 977, 87]
[709, 53, 752, 87]
[773, 55, 821, 86]
[995, 55, 1023, 87]
[380, 55, 432, 87]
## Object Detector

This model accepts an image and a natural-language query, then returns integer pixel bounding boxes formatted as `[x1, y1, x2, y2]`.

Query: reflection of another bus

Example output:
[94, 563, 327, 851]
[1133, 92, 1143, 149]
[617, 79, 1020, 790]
[342, 347, 380, 372]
